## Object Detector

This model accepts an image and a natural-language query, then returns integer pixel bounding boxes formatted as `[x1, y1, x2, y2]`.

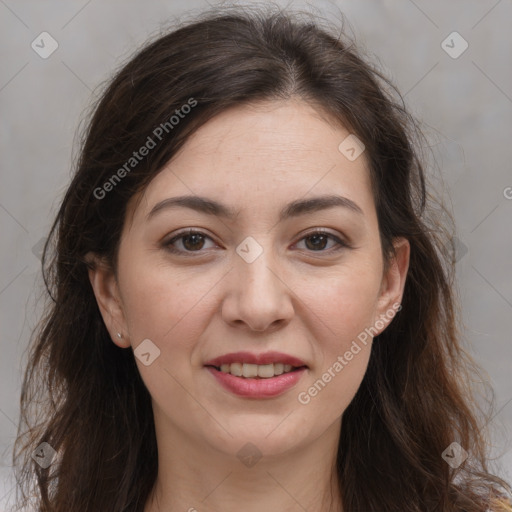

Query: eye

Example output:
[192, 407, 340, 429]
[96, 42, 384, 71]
[294, 229, 350, 253]
[163, 228, 350, 256]
[163, 229, 217, 254]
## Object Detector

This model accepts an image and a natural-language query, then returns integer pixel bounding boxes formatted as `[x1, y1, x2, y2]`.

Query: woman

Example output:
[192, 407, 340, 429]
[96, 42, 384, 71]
[13, 5, 512, 511]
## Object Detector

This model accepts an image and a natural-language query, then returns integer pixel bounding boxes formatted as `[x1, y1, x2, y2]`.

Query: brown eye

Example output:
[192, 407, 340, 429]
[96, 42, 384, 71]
[296, 230, 349, 253]
[164, 230, 216, 254]
[163, 229, 350, 256]
[181, 233, 206, 251]
[304, 233, 330, 251]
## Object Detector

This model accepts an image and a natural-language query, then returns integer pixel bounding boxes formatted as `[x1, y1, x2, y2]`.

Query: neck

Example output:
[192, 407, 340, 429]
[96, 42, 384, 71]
[144, 414, 343, 512]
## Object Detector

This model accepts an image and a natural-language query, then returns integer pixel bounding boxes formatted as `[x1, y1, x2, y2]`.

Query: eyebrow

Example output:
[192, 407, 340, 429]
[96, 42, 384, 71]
[147, 194, 364, 222]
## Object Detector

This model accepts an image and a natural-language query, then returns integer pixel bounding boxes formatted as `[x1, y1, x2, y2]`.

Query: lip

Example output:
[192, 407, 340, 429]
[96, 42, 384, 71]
[206, 366, 307, 398]
[203, 351, 307, 367]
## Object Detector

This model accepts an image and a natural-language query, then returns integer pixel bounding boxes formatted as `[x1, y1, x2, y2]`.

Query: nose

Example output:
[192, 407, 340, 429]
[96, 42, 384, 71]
[221, 243, 295, 332]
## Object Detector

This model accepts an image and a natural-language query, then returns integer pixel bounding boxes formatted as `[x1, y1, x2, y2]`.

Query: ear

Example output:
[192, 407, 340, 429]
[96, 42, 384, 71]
[85, 252, 130, 348]
[373, 237, 410, 334]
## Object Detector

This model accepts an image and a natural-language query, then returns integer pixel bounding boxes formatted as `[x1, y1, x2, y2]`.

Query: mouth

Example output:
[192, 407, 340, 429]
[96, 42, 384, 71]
[203, 352, 309, 398]
[203, 351, 308, 378]
[205, 362, 307, 379]
[205, 364, 307, 398]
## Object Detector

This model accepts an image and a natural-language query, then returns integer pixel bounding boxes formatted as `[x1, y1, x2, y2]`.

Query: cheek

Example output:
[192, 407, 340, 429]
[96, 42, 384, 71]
[296, 274, 376, 418]
[119, 263, 214, 404]
[295, 262, 380, 414]
[299, 264, 382, 346]
[119, 260, 215, 344]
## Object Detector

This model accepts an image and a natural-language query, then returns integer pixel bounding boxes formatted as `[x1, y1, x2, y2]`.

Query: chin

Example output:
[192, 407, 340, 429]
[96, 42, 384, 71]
[204, 420, 307, 458]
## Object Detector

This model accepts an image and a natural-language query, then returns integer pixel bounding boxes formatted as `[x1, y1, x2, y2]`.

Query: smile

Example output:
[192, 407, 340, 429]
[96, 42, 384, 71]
[203, 351, 309, 398]
[213, 362, 303, 379]
[205, 365, 307, 398]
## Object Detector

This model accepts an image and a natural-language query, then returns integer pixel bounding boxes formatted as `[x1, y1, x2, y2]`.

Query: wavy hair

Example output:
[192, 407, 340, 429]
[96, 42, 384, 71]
[12, 5, 512, 511]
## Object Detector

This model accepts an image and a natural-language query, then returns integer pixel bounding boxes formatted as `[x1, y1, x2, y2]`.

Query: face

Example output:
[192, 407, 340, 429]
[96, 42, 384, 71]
[89, 99, 409, 460]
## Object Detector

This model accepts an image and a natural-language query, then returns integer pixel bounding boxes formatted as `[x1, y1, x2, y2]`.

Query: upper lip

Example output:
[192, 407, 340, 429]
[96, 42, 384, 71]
[204, 351, 308, 368]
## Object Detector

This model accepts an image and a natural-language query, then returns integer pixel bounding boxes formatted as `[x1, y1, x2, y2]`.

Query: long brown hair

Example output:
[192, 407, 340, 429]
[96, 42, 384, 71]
[12, 5, 512, 511]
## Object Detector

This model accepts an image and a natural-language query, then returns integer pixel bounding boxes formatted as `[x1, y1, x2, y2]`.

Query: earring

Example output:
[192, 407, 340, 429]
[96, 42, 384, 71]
[116, 332, 122, 339]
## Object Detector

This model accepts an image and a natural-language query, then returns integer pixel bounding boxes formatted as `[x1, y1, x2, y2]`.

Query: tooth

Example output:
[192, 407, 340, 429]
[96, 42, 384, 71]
[218, 362, 299, 377]
[242, 363, 259, 378]
[230, 362, 243, 376]
[273, 363, 284, 375]
[257, 364, 275, 378]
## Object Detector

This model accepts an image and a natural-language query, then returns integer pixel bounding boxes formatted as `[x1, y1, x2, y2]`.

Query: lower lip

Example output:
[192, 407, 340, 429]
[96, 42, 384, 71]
[205, 366, 307, 398]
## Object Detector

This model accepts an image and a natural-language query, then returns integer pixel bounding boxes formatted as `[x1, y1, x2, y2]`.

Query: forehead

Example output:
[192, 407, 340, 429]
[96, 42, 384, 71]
[130, 99, 374, 223]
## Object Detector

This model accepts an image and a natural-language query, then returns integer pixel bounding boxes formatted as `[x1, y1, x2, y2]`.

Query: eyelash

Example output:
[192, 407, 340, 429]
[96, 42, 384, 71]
[163, 228, 351, 256]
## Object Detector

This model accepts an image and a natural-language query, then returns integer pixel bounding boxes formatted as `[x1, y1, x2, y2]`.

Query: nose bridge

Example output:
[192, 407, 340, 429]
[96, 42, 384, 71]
[223, 235, 294, 331]
[236, 235, 282, 302]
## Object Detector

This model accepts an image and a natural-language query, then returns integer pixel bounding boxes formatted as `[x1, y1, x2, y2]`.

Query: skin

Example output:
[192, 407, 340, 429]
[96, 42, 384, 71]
[87, 98, 410, 512]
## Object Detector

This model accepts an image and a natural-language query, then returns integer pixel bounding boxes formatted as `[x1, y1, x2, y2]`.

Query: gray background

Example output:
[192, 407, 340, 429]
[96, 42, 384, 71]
[1, 0, 511, 508]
